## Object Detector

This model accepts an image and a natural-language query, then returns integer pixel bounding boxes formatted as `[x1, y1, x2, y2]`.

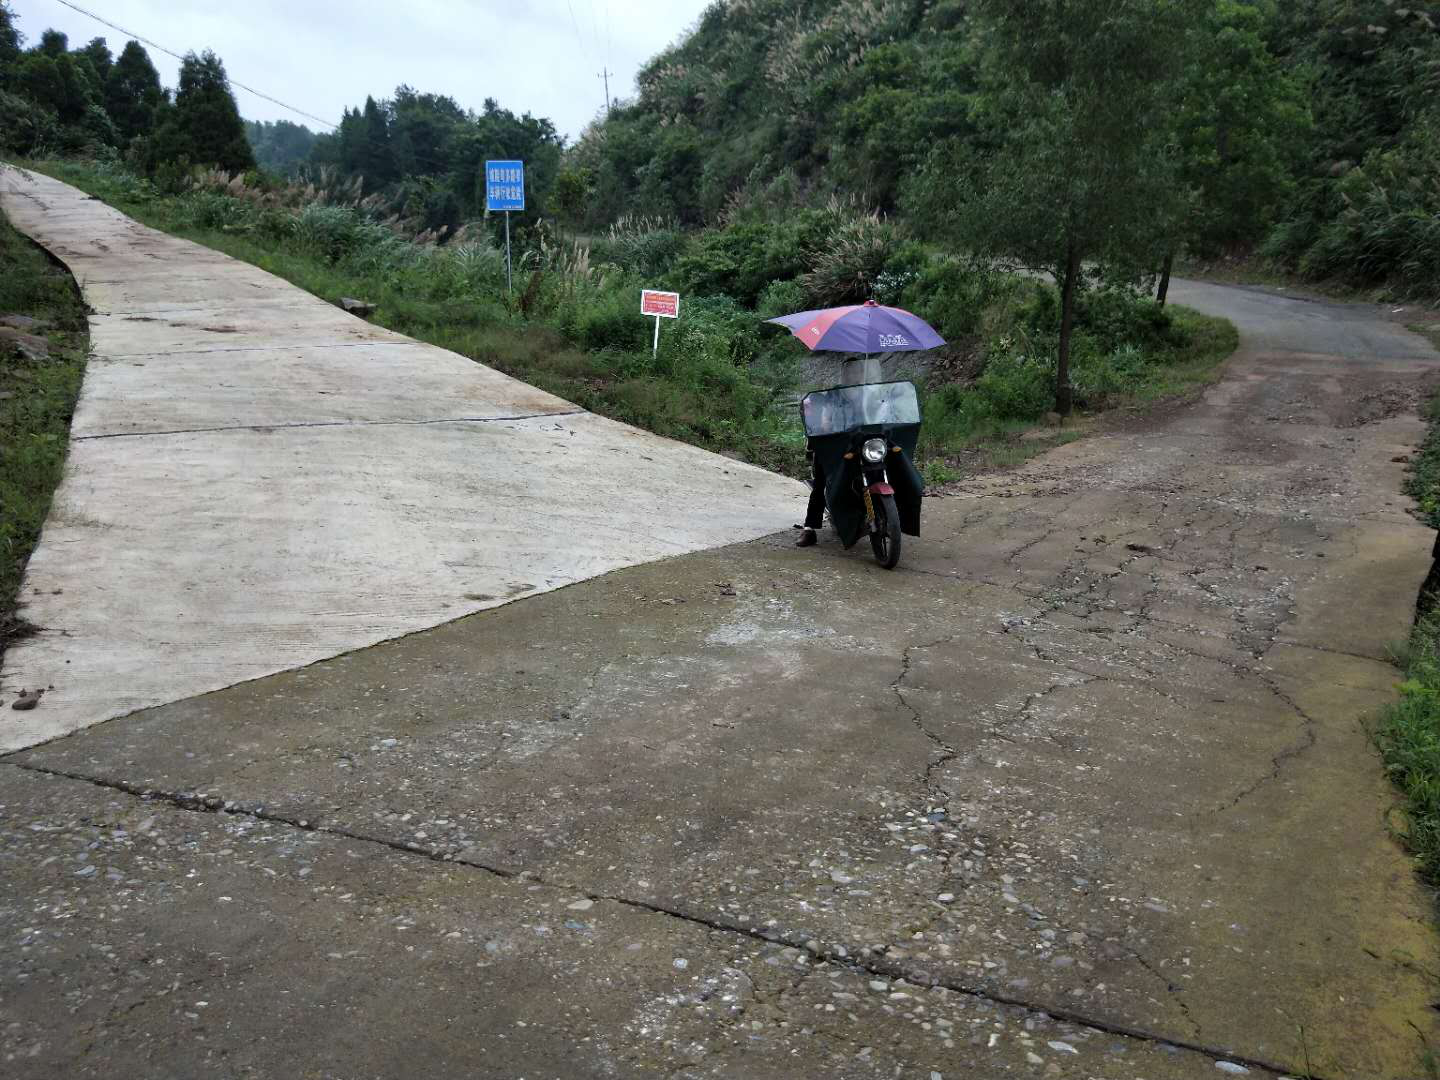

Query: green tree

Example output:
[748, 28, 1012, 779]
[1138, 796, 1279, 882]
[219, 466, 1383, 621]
[0, 1, 22, 87]
[148, 50, 255, 173]
[76, 36, 112, 82]
[358, 95, 397, 191]
[105, 40, 166, 144]
[389, 85, 464, 178]
[910, 0, 1199, 414]
[14, 47, 105, 132]
[244, 118, 316, 174]
[1168, 0, 1309, 265]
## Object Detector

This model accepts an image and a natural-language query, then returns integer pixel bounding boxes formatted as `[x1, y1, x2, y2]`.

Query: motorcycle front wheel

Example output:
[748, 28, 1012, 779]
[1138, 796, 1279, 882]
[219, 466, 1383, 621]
[869, 493, 902, 569]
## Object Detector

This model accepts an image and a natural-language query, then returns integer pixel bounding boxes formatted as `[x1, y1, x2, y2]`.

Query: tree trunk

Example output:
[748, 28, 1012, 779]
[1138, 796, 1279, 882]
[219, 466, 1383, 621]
[1056, 240, 1080, 416]
[1156, 249, 1174, 307]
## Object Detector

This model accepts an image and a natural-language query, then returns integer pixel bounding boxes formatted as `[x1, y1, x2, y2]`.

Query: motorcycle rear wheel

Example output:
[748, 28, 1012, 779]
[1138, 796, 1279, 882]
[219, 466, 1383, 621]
[869, 493, 902, 569]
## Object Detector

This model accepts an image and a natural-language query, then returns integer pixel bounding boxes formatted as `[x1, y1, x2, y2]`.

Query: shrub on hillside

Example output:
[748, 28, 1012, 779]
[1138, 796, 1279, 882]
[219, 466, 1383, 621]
[673, 220, 804, 306]
[178, 190, 258, 232]
[0, 90, 59, 156]
[571, 287, 645, 352]
[757, 279, 807, 319]
[900, 257, 1022, 339]
[970, 348, 1055, 419]
[591, 215, 689, 280]
[1292, 136, 1440, 301]
[292, 205, 389, 264]
[1018, 285, 1179, 354]
[799, 213, 902, 306]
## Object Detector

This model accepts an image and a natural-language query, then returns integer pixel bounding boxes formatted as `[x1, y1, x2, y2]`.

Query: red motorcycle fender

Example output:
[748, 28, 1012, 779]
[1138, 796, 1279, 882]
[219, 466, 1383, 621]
[868, 482, 895, 496]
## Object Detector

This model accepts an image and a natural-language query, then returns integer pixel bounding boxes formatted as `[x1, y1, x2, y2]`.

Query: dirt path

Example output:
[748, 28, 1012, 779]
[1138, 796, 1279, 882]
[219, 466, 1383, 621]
[3, 176, 1440, 1077]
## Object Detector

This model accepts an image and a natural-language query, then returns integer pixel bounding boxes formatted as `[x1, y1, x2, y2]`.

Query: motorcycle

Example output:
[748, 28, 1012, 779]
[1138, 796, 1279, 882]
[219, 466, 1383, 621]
[800, 380, 924, 569]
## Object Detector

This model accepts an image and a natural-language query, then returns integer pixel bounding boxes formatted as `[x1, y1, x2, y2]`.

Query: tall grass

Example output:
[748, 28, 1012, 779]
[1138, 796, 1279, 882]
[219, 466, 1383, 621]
[28, 159, 1237, 483]
[0, 208, 88, 658]
[1378, 615, 1440, 886]
[1374, 394, 1440, 887]
[1263, 127, 1440, 304]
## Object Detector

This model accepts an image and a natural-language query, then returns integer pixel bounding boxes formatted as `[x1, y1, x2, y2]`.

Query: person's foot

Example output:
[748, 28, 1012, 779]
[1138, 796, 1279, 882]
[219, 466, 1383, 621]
[795, 528, 818, 548]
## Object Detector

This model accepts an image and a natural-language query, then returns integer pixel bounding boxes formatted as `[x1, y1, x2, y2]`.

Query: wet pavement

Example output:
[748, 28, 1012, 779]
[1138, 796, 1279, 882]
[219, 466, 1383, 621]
[4, 181, 1440, 1077]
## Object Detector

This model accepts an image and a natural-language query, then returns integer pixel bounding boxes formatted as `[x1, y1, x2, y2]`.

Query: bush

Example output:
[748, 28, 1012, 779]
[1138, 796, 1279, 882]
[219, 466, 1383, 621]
[757, 279, 808, 319]
[660, 293, 761, 371]
[1016, 285, 1178, 354]
[291, 205, 395, 264]
[0, 90, 60, 156]
[591, 215, 689, 280]
[971, 348, 1054, 419]
[673, 220, 804, 305]
[1071, 344, 1149, 406]
[800, 213, 903, 306]
[1076, 289, 1179, 352]
[177, 190, 257, 232]
[151, 155, 195, 196]
[1264, 124, 1440, 302]
[900, 257, 1022, 339]
[572, 287, 645, 352]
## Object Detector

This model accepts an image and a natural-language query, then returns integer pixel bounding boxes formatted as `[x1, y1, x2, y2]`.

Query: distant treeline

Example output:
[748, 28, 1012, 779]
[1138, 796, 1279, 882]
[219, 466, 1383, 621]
[245, 88, 564, 234]
[0, 6, 255, 177]
[0, 3, 564, 235]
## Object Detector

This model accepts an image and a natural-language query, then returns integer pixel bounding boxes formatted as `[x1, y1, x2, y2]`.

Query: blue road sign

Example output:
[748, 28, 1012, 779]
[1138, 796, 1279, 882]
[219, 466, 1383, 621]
[485, 160, 525, 212]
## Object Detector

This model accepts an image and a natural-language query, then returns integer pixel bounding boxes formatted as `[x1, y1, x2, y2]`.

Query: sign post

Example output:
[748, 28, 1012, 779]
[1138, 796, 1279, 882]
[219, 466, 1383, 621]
[485, 160, 525, 296]
[640, 289, 680, 357]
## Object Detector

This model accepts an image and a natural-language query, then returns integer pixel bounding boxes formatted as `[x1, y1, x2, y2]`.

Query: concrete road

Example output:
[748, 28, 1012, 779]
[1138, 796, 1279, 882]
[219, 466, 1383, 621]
[4, 172, 1440, 1078]
[0, 167, 806, 750]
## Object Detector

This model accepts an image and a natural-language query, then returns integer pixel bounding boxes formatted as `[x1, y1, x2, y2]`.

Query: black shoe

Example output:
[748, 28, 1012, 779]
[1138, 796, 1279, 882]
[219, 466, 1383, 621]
[795, 528, 818, 548]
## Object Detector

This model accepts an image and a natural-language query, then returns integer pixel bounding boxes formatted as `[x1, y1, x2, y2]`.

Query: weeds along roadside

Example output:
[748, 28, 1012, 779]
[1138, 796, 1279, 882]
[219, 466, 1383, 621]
[0, 208, 88, 663]
[1381, 394, 1440, 888]
[26, 159, 1236, 484]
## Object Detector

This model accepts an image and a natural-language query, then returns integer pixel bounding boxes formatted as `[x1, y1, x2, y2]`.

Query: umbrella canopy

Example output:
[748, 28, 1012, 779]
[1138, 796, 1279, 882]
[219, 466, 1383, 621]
[766, 300, 945, 353]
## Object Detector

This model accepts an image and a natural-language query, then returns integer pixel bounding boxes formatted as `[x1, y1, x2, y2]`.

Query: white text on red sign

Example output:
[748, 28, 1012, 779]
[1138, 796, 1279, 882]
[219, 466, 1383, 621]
[640, 290, 680, 318]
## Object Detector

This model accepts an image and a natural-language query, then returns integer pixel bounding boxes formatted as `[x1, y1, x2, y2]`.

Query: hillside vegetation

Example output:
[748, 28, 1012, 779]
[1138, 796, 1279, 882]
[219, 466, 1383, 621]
[34, 157, 1235, 484]
[566, 0, 1438, 304]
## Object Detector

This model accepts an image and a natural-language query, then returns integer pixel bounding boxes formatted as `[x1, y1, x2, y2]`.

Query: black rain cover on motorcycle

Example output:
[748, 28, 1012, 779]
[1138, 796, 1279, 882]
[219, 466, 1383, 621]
[809, 424, 924, 548]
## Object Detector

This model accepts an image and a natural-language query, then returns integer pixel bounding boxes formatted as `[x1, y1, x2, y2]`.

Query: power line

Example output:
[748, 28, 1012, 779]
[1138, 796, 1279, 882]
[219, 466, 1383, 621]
[47, 0, 338, 130]
[585, 0, 602, 56]
[564, 0, 591, 63]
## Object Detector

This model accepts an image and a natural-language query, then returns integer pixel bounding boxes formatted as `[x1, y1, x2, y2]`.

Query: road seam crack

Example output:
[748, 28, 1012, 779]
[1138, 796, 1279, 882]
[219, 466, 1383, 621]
[72, 410, 589, 441]
[1, 757, 1308, 1078]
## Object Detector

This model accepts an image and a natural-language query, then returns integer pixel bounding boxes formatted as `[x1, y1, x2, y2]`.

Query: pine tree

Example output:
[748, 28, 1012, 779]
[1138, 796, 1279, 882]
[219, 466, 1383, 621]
[148, 50, 255, 173]
[359, 95, 397, 191]
[105, 40, 165, 143]
[0, 2, 22, 87]
[77, 36, 112, 82]
[909, 0, 1206, 414]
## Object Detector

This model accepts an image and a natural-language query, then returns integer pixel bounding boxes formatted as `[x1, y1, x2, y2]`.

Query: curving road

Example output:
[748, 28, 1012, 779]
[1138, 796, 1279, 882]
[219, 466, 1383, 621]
[3, 168, 1440, 1078]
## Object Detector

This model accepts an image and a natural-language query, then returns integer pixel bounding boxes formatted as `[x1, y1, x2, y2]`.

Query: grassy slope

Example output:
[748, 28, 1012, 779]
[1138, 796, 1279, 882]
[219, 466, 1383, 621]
[30, 161, 814, 476]
[27, 160, 1237, 488]
[0, 207, 88, 659]
[1377, 395, 1440, 887]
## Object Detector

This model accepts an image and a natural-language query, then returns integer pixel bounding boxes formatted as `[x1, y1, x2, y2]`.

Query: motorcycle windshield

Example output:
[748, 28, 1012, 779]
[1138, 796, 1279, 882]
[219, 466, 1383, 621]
[801, 381, 921, 437]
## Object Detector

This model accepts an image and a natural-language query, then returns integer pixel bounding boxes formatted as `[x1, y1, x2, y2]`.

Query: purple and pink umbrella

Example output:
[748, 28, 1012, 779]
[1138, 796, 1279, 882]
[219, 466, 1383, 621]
[766, 299, 945, 354]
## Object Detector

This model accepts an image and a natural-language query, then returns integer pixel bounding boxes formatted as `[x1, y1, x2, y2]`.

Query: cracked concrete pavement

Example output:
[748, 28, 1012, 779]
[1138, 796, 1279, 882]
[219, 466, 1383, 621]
[0, 167, 805, 748]
[4, 174, 1440, 1077]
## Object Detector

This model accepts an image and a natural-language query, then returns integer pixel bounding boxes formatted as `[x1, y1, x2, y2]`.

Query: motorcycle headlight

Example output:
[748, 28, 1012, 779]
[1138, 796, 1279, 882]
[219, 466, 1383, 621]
[862, 438, 887, 464]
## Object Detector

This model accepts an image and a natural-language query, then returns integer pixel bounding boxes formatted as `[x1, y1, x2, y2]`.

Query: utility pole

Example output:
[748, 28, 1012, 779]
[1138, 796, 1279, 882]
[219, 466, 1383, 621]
[598, 67, 612, 117]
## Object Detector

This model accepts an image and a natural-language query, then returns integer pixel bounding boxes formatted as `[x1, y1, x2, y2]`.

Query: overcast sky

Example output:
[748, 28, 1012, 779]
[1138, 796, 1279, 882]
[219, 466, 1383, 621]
[10, 0, 712, 140]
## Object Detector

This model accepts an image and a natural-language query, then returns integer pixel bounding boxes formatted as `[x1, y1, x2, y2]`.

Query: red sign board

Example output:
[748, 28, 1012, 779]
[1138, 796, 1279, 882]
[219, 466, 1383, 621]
[640, 290, 680, 319]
